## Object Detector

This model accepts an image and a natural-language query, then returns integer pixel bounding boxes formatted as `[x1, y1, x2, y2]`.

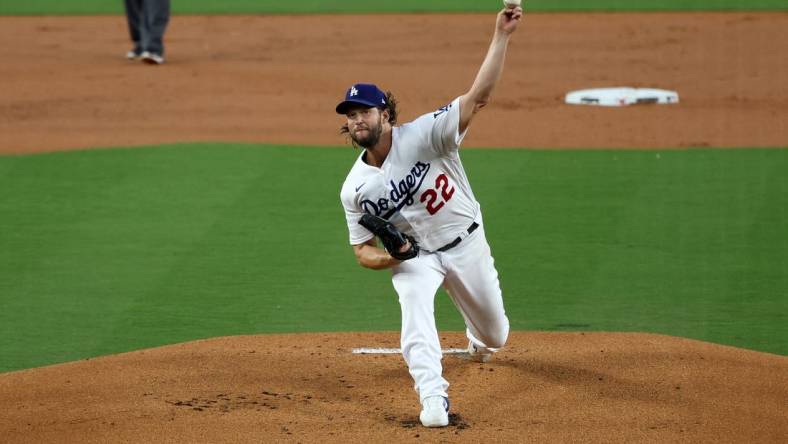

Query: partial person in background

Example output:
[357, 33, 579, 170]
[123, 0, 170, 65]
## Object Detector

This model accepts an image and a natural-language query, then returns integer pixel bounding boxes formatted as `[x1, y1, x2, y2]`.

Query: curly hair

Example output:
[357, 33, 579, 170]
[339, 91, 399, 144]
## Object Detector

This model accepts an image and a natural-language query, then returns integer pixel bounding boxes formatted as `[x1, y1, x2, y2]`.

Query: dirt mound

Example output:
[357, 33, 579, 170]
[1, 332, 785, 443]
[1, 13, 787, 155]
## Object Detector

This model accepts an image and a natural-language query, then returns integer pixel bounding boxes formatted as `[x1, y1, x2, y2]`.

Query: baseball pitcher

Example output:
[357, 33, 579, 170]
[337, 5, 524, 428]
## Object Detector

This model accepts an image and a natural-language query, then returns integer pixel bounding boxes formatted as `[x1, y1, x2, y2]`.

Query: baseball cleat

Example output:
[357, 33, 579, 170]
[467, 340, 493, 363]
[141, 51, 165, 65]
[419, 395, 449, 427]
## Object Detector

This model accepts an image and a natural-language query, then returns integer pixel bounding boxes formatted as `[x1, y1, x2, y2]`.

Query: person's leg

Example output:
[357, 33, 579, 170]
[123, 0, 143, 55]
[142, 0, 170, 56]
[442, 226, 509, 354]
[391, 254, 448, 402]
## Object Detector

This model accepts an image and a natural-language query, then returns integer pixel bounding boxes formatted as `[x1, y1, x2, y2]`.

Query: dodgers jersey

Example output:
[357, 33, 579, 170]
[340, 97, 481, 252]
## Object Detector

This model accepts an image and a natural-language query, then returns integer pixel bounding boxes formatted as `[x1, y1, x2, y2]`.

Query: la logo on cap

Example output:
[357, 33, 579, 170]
[350, 86, 359, 97]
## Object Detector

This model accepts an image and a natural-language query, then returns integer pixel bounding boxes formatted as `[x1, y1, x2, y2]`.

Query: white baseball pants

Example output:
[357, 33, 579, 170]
[390, 223, 509, 402]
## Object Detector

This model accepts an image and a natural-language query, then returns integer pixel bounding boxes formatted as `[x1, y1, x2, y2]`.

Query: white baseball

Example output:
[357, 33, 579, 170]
[503, 0, 521, 7]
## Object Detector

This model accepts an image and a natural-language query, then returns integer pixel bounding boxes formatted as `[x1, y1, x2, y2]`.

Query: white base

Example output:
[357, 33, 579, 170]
[352, 348, 467, 354]
[565, 87, 679, 107]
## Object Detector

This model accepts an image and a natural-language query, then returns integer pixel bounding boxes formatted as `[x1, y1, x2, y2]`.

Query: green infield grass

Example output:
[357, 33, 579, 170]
[0, 0, 785, 15]
[0, 144, 786, 372]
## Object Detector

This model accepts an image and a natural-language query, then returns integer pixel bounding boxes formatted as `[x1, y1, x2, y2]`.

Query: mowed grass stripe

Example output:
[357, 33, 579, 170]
[0, 144, 786, 372]
[1, 0, 785, 15]
[0, 145, 381, 371]
[478, 149, 788, 355]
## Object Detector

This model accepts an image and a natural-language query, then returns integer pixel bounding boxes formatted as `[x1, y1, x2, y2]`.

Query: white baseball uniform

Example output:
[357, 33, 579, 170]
[340, 97, 509, 402]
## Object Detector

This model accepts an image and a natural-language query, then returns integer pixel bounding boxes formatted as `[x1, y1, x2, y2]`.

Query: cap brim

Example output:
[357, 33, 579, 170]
[335, 99, 379, 114]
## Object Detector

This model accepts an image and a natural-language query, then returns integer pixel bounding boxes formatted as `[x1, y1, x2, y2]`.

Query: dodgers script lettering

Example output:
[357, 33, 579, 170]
[360, 161, 431, 217]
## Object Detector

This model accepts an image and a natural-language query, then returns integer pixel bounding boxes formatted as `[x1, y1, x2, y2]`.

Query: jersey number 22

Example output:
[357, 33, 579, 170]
[420, 173, 455, 215]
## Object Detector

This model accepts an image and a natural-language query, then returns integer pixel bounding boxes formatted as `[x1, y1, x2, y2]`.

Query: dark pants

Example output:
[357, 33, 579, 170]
[124, 0, 170, 55]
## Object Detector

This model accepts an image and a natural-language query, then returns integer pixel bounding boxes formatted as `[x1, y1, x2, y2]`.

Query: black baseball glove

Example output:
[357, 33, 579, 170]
[358, 214, 419, 261]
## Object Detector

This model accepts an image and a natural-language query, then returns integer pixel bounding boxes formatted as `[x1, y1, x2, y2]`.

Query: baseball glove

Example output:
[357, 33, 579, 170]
[359, 214, 419, 261]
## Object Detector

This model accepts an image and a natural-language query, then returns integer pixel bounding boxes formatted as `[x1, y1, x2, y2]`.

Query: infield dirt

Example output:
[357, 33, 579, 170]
[1, 11, 787, 444]
[0, 12, 786, 154]
[1, 332, 787, 443]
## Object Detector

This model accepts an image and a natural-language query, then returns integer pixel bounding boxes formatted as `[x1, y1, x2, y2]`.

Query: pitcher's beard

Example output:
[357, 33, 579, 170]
[351, 123, 383, 149]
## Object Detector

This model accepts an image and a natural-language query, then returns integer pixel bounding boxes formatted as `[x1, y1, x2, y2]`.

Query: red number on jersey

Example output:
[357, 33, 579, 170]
[436, 174, 455, 201]
[420, 189, 443, 215]
[420, 173, 455, 215]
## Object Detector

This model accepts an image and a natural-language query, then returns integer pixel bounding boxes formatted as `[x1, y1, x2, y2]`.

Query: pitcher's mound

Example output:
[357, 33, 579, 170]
[1, 332, 786, 443]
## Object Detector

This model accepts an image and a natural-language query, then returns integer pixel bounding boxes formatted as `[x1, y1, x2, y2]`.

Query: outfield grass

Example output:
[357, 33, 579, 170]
[0, 144, 786, 372]
[0, 0, 785, 15]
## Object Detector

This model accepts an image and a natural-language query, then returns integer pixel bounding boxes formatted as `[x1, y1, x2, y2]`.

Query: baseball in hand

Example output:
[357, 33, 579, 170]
[503, 0, 521, 7]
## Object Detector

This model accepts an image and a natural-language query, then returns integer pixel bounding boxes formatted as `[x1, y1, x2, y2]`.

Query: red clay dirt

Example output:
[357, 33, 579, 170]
[0, 13, 786, 154]
[1, 11, 787, 444]
[1, 332, 787, 443]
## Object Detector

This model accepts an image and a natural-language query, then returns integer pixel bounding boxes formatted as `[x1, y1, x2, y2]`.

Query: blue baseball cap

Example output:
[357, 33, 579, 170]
[335, 83, 388, 114]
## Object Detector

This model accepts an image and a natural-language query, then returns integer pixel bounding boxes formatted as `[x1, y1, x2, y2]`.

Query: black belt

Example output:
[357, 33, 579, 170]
[437, 222, 479, 252]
